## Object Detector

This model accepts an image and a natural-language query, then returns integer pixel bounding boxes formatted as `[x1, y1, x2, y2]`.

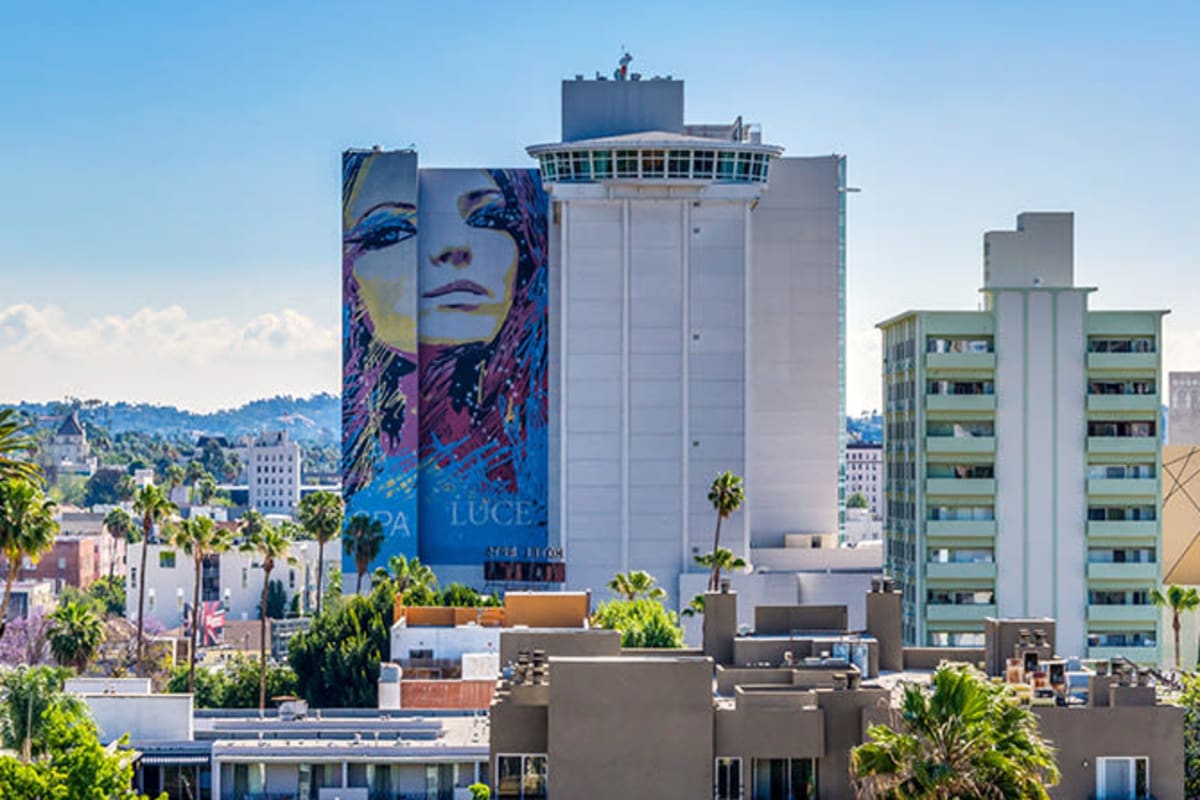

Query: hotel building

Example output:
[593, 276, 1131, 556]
[879, 213, 1166, 658]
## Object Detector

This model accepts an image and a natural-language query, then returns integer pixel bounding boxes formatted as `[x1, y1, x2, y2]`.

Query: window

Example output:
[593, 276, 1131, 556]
[693, 150, 715, 178]
[1088, 421, 1156, 437]
[927, 590, 994, 606]
[1096, 756, 1149, 799]
[927, 421, 994, 438]
[667, 150, 691, 178]
[615, 150, 638, 178]
[496, 754, 547, 799]
[928, 631, 985, 647]
[641, 150, 665, 178]
[1089, 632, 1156, 648]
[591, 150, 613, 179]
[716, 757, 743, 800]
[927, 380, 994, 395]
[717, 152, 737, 180]
[1088, 548, 1156, 564]
[928, 548, 993, 563]
[1088, 337, 1155, 353]
[751, 758, 815, 800]
[159, 551, 176, 569]
[926, 337, 993, 353]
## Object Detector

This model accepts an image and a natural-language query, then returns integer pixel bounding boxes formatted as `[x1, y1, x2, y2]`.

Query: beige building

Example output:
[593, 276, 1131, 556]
[489, 582, 1183, 799]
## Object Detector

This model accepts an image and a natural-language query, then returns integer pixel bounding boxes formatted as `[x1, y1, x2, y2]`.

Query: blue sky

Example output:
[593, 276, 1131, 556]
[1, 1, 1196, 410]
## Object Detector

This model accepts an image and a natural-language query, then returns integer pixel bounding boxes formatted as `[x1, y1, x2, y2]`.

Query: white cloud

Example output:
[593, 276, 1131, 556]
[0, 304, 338, 411]
[847, 325, 882, 416]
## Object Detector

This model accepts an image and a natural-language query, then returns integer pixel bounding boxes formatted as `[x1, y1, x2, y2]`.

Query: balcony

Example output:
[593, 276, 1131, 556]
[1086, 520, 1159, 542]
[925, 437, 996, 455]
[1087, 352, 1157, 372]
[1086, 437, 1158, 456]
[925, 395, 996, 413]
[926, 478, 996, 497]
[1086, 645, 1159, 664]
[1087, 605, 1159, 624]
[1087, 478, 1158, 498]
[925, 520, 997, 538]
[1086, 562, 1160, 581]
[925, 562, 997, 581]
[925, 603, 996, 622]
[1087, 394, 1160, 413]
[925, 352, 996, 371]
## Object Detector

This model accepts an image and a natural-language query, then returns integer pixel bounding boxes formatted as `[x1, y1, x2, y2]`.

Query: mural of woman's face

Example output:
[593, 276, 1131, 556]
[418, 170, 518, 346]
[344, 155, 418, 354]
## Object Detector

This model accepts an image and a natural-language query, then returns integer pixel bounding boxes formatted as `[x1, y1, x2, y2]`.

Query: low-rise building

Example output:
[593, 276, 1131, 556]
[845, 441, 882, 516]
[489, 581, 1185, 799]
[3, 578, 55, 621]
[0, 514, 124, 592]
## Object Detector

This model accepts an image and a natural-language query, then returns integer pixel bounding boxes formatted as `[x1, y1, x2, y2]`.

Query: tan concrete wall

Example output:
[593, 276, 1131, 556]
[505, 592, 589, 628]
[400, 679, 493, 709]
[547, 657, 714, 800]
[755, 605, 847, 634]
[715, 705, 825, 759]
[1037, 705, 1184, 799]
[498, 629, 621, 665]
[489, 701, 548, 756]
[813, 688, 891, 800]
[866, 591, 903, 671]
[903, 646, 985, 670]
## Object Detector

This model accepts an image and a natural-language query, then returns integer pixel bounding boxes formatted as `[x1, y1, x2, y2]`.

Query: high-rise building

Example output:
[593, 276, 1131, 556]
[342, 66, 846, 602]
[879, 213, 1166, 658]
[242, 431, 301, 516]
[845, 442, 882, 516]
[1168, 372, 1200, 445]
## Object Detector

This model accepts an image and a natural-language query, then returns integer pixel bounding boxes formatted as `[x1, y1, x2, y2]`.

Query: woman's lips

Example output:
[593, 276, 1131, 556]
[422, 279, 491, 299]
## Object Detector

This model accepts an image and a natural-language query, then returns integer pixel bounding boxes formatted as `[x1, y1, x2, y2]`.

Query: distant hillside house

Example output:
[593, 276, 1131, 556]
[42, 411, 97, 480]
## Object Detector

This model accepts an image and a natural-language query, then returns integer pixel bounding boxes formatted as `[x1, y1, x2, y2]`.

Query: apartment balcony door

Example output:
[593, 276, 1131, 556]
[1096, 756, 1149, 799]
[751, 758, 816, 800]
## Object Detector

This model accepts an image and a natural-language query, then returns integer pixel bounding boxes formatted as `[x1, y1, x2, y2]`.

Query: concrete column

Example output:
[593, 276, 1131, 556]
[703, 590, 738, 666]
[866, 585, 903, 672]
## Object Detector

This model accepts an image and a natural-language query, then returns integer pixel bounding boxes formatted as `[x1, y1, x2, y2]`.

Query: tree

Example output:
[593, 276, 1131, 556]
[0, 479, 57, 639]
[240, 520, 294, 710]
[184, 460, 207, 486]
[82, 468, 126, 508]
[438, 583, 500, 608]
[0, 609, 51, 666]
[195, 475, 217, 507]
[47, 601, 105, 673]
[693, 547, 747, 589]
[165, 654, 298, 709]
[132, 484, 176, 676]
[374, 553, 438, 605]
[851, 663, 1059, 799]
[591, 598, 684, 648]
[607, 570, 667, 602]
[288, 582, 395, 708]
[343, 514, 384, 594]
[0, 665, 82, 761]
[168, 516, 232, 693]
[102, 507, 136, 583]
[85, 575, 126, 617]
[847, 491, 869, 509]
[680, 594, 705, 619]
[1152, 584, 1200, 672]
[469, 783, 491, 800]
[114, 474, 137, 502]
[162, 464, 185, 492]
[705, 471, 745, 591]
[297, 490, 344, 617]
[264, 579, 287, 620]
[0, 409, 40, 485]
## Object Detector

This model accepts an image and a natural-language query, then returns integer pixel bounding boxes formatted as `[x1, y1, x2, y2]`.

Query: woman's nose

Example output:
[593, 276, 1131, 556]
[430, 246, 472, 268]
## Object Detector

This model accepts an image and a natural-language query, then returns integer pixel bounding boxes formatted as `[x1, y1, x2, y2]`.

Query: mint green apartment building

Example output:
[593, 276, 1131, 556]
[879, 213, 1166, 660]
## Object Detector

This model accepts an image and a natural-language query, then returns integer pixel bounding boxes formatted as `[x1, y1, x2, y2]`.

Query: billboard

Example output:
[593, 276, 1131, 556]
[342, 155, 549, 575]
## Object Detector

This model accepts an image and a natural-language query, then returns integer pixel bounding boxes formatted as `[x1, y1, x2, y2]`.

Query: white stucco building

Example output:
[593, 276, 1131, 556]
[530, 75, 846, 606]
[127, 538, 338, 629]
[240, 431, 301, 516]
[880, 213, 1166, 659]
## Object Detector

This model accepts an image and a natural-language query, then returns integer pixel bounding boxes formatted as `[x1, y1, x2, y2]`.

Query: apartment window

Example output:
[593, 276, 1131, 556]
[927, 590, 994, 606]
[1089, 631, 1156, 648]
[1087, 506, 1156, 522]
[1096, 756, 1149, 799]
[751, 758, 815, 800]
[926, 337, 993, 353]
[927, 380, 994, 395]
[927, 421, 994, 438]
[130, 567, 137, 589]
[1088, 548, 1156, 564]
[1089, 380, 1156, 395]
[1088, 337, 1155, 353]
[159, 551, 176, 569]
[1088, 421, 1156, 437]
[715, 757, 742, 800]
[927, 631, 986, 647]
[201, 554, 220, 603]
[1088, 590, 1150, 606]
[1088, 464, 1155, 479]
[927, 464, 994, 479]
[928, 506, 994, 522]
[496, 754, 547, 799]
[929, 548, 993, 563]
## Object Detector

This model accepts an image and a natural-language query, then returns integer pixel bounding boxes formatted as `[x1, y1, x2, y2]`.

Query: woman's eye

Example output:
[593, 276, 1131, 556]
[352, 221, 416, 250]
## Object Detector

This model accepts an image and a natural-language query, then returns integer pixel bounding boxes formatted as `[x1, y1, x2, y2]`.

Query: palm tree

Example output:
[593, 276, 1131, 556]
[607, 570, 667, 601]
[343, 514, 384, 594]
[0, 478, 57, 639]
[0, 409, 41, 485]
[376, 553, 438, 603]
[133, 484, 176, 676]
[852, 663, 1059, 799]
[238, 508, 267, 543]
[169, 516, 233, 692]
[115, 474, 136, 503]
[102, 507, 135, 583]
[705, 471, 745, 591]
[680, 594, 706, 619]
[240, 521, 294, 711]
[48, 601, 105, 673]
[297, 490, 344, 616]
[195, 475, 218, 507]
[0, 665, 82, 761]
[1152, 584, 1200, 671]
[693, 547, 747, 591]
[163, 463, 185, 491]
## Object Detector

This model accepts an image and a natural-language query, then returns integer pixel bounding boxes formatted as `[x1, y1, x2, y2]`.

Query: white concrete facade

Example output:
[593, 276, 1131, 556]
[537, 78, 844, 607]
[241, 431, 301, 516]
[846, 443, 883, 517]
[127, 540, 337, 629]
